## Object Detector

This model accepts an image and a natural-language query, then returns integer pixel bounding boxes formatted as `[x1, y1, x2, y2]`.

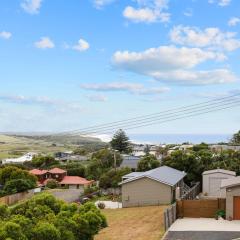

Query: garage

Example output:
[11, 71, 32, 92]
[221, 177, 240, 220]
[202, 169, 236, 197]
[234, 196, 240, 220]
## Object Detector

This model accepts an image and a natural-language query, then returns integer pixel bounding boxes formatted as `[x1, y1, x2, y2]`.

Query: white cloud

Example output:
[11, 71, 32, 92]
[218, 0, 231, 6]
[34, 37, 55, 49]
[151, 69, 237, 85]
[113, 46, 226, 72]
[21, 0, 42, 14]
[73, 39, 90, 52]
[170, 25, 240, 52]
[94, 0, 115, 9]
[0, 94, 83, 112]
[123, 0, 170, 23]
[228, 17, 240, 27]
[0, 31, 12, 39]
[86, 94, 108, 102]
[183, 8, 193, 17]
[208, 0, 231, 6]
[112, 46, 237, 85]
[81, 82, 169, 95]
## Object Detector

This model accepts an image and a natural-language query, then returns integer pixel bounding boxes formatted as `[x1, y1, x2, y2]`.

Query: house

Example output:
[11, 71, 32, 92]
[55, 151, 73, 159]
[30, 167, 93, 190]
[120, 166, 186, 208]
[48, 168, 67, 181]
[60, 176, 93, 191]
[2, 152, 38, 164]
[221, 177, 240, 220]
[120, 155, 141, 170]
[202, 169, 236, 197]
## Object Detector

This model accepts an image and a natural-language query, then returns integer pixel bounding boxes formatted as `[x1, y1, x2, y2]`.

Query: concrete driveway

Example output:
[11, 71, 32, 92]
[164, 218, 240, 240]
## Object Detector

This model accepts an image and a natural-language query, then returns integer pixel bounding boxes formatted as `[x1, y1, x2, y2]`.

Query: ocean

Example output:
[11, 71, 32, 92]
[128, 134, 232, 144]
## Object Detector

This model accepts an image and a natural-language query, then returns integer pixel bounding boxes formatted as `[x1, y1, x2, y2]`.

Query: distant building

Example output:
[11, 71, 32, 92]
[120, 155, 141, 170]
[210, 145, 240, 152]
[2, 152, 37, 164]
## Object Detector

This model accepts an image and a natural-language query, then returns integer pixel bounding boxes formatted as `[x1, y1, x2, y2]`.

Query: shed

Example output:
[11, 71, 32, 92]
[120, 166, 186, 208]
[221, 177, 240, 220]
[202, 169, 236, 197]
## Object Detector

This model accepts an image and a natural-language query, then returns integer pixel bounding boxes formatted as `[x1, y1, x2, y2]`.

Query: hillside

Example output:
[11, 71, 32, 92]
[0, 133, 107, 160]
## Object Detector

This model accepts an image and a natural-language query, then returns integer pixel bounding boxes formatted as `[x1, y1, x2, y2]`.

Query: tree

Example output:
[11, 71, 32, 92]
[99, 167, 131, 189]
[110, 129, 131, 153]
[31, 155, 58, 168]
[137, 154, 160, 171]
[144, 145, 150, 155]
[1, 193, 107, 240]
[192, 142, 209, 152]
[0, 166, 37, 196]
[231, 130, 240, 145]
[64, 163, 85, 177]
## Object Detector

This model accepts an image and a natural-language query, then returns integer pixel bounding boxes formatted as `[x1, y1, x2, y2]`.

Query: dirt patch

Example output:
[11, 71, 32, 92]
[95, 205, 167, 240]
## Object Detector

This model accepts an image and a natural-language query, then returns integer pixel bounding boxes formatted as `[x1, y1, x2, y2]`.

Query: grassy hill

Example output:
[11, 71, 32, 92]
[0, 133, 107, 160]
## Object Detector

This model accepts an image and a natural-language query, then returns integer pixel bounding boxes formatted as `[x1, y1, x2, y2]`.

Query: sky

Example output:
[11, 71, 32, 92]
[0, 0, 240, 135]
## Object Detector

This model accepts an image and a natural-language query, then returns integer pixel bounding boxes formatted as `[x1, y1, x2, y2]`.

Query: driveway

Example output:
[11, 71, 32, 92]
[164, 218, 240, 240]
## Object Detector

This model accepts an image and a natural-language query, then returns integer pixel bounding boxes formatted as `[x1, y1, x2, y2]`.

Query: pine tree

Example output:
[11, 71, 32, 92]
[110, 129, 131, 153]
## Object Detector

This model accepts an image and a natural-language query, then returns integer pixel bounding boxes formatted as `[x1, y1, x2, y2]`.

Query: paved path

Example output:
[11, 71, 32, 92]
[165, 231, 240, 240]
[164, 218, 240, 240]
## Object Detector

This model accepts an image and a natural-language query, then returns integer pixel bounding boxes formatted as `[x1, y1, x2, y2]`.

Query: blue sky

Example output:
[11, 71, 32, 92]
[0, 0, 240, 135]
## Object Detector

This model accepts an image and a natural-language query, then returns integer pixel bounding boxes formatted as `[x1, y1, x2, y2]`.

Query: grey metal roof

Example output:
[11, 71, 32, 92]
[123, 172, 143, 178]
[203, 169, 236, 176]
[221, 176, 240, 189]
[120, 166, 186, 186]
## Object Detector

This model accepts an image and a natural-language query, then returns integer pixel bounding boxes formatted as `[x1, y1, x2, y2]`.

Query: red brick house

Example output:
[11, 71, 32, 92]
[30, 168, 93, 189]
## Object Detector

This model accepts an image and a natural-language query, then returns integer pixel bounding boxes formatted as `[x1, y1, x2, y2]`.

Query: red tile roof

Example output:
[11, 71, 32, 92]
[48, 168, 66, 174]
[30, 169, 48, 175]
[60, 176, 94, 185]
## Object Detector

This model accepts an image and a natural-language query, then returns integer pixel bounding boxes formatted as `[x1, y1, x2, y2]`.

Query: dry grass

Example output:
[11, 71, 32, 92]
[95, 205, 167, 240]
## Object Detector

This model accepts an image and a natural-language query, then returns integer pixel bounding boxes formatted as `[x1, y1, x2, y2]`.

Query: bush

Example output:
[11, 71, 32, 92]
[97, 202, 105, 209]
[46, 179, 59, 189]
[6, 193, 107, 240]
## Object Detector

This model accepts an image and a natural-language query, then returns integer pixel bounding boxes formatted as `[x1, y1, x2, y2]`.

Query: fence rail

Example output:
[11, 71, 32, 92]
[0, 190, 35, 205]
[164, 203, 177, 231]
[177, 198, 226, 218]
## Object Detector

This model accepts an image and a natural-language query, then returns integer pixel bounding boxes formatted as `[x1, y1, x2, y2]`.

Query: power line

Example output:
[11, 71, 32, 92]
[55, 93, 240, 136]
[55, 96, 240, 136]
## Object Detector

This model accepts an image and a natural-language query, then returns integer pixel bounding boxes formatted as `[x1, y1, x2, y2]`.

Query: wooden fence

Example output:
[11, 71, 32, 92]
[177, 198, 226, 218]
[164, 203, 177, 231]
[0, 190, 34, 205]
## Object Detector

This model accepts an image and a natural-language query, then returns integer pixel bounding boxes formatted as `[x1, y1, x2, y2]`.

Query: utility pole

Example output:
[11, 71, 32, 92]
[114, 150, 117, 171]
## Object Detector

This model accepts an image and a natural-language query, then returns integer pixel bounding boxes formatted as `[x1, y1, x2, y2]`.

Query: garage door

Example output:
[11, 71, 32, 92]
[234, 196, 240, 220]
[209, 177, 226, 196]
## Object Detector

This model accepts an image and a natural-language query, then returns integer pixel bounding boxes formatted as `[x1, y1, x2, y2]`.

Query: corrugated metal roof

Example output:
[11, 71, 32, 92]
[203, 169, 236, 176]
[221, 177, 240, 189]
[120, 166, 186, 186]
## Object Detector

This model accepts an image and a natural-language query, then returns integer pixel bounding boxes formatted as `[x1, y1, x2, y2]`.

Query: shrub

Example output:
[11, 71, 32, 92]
[46, 179, 59, 189]
[97, 202, 105, 209]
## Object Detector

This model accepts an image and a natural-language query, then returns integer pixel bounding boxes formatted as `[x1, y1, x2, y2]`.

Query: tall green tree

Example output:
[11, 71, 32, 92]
[110, 129, 131, 153]
[137, 154, 160, 172]
[231, 130, 240, 145]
